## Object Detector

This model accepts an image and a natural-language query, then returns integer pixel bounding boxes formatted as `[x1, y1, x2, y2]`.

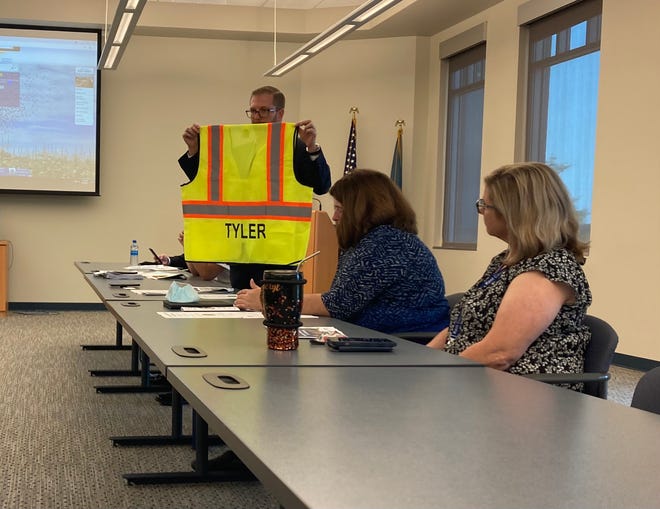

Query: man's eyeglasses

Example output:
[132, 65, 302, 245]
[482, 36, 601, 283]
[475, 199, 497, 214]
[245, 107, 279, 119]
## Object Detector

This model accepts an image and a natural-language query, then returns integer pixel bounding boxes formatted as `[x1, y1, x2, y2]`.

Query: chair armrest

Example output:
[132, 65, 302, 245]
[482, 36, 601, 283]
[523, 372, 610, 384]
[391, 332, 437, 345]
[523, 372, 612, 399]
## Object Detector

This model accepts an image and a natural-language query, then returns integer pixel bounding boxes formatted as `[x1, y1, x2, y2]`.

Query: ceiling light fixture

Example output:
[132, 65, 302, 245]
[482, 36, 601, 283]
[98, 0, 147, 70]
[264, 0, 404, 77]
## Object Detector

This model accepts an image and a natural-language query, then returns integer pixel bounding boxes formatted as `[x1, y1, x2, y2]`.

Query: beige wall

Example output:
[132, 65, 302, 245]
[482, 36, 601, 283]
[1, 0, 659, 361]
[0, 2, 417, 306]
[419, 0, 660, 360]
[588, 0, 660, 359]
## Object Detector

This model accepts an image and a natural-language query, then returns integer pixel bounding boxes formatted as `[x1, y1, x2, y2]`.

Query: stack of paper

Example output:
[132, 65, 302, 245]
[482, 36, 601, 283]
[93, 271, 144, 280]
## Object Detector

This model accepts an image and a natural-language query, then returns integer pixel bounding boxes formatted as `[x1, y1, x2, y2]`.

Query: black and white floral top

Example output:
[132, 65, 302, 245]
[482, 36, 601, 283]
[444, 248, 592, 377]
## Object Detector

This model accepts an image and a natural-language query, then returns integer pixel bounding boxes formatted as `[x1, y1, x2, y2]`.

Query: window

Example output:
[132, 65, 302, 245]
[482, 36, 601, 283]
[525, 0, 602, 241]
[441, 43, 486, 249]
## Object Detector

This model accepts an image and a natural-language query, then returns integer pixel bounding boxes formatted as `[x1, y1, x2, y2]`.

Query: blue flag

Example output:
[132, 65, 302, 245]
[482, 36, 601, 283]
[390, 127, 402, 189]
[344, 116, 357, 174]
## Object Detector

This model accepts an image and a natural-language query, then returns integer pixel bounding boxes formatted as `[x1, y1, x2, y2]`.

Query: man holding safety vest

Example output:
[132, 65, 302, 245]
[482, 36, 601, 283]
[177, 86, 331, 289]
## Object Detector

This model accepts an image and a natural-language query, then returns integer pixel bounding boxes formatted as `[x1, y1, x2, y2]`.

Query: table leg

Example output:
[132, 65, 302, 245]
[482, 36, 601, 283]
[110, 388, 224, 447]
[81, 321, 132, 351]
[94, 348, 167, 394]
[122, 411, 254, 485]
[89, 340, 142, 377]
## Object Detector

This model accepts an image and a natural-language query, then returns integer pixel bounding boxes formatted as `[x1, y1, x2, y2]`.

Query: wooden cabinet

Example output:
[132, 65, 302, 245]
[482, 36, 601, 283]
[0, 241, 7, 312]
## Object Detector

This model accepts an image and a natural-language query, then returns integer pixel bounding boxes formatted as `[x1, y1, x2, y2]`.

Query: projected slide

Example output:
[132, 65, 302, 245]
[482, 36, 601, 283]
[0, 26, 100, 194]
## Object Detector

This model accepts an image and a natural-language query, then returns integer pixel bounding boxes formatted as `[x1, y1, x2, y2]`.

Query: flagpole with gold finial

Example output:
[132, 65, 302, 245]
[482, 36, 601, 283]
[391, 120, 405, 188]
[344, 107, 359, 174]
[349, 107, 359, 137]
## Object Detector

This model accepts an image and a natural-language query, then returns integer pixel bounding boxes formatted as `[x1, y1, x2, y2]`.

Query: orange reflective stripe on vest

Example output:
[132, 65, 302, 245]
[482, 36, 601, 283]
[182, 122, 312, 265]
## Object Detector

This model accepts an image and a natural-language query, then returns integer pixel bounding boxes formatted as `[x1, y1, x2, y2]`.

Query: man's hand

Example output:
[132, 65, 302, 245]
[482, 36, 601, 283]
[295, 120, 319, 152]
[182, 124, 201, 157]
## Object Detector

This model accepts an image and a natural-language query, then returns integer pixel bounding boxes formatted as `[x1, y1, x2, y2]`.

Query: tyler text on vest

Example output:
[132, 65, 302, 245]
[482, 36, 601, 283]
[225, 223, 267, 239]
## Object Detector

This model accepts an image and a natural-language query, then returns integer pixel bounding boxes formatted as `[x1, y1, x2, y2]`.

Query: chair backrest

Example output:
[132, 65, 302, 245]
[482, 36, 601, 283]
[582, 314, 619, 398]
[391, 292, 465, 344]
[631, 366, 660, 415]
[446, 292, 464, 310]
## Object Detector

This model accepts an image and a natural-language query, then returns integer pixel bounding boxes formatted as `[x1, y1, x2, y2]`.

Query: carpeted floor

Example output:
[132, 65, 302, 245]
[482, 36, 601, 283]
[0, 310, 278, 509]
[607, 364, 644, 407]
[0, 310, 646, 509]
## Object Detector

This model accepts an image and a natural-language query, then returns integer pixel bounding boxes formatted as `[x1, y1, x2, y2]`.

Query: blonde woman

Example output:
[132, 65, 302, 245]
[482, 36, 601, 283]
[428, 163, 592, 383]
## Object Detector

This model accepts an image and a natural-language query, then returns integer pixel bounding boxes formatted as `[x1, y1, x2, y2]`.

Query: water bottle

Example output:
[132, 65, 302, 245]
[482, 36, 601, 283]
[130, 240, 139, 266]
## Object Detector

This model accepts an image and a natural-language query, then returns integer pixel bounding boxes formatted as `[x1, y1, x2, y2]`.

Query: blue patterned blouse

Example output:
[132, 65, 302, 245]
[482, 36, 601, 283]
[321, 225, 450, 333]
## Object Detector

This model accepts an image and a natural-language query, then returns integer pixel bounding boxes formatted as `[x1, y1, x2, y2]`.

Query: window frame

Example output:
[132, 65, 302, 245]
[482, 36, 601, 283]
[435, 26, 487, 251]
[521, 0, 602, 242]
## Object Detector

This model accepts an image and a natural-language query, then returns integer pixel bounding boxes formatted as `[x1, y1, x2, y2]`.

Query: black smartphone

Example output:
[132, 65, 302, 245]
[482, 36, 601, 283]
[326, 337, 397, 352]
[148, 247, 161, 263]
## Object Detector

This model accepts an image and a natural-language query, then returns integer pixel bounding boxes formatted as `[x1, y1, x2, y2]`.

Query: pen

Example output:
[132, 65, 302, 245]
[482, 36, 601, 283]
[148, 247, 161, 263]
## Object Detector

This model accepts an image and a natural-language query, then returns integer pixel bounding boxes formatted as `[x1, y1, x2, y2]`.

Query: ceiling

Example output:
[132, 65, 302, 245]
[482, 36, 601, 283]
[143, 0, 504, 39]
[151, 0, 363, 6]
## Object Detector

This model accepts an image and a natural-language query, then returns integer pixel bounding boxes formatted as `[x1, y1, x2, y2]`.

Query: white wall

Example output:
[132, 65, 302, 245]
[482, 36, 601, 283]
[2, 0, 659, 361]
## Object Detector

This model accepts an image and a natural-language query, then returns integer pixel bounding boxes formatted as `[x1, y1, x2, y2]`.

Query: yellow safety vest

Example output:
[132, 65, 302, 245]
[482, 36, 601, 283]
[182, 122, 313, 265]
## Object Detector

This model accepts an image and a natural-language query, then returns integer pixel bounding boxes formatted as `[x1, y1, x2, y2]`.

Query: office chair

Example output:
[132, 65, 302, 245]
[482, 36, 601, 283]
[445, 292, 464, 309]
[630, 366, 660, 415]
[393, 292, 464, 345]
[523, 314, 619, 399]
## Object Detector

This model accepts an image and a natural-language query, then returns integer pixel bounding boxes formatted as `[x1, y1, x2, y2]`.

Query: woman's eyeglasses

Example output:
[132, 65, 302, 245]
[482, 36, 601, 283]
[475, 199, 497, 214]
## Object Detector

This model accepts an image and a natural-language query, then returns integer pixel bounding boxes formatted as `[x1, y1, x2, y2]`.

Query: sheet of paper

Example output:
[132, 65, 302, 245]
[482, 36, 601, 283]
[158, 311, 265, 319]
[192, 286, 235, 294]
[131, 289, 167, 296]
[157, 311, 318, 319]
[299, 326, 345, 339]
[199, 294, 236, 300]
[180, 306, 240, 312]
[145, 271, 187, 280]
[124, 265, 180, 272]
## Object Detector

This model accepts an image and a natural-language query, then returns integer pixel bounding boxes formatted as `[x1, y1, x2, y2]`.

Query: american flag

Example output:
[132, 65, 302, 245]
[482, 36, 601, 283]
[343, 116, 357, 174]
[390, 126, 403, 189]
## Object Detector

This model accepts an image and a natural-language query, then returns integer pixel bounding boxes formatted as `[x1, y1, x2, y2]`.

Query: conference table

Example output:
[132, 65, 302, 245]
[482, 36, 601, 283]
[102, 299, 478, 484]
[77, 261, 660, 508]
[101, 298, 475, 413]
[75, 261, 135, 274]
[75, 260, 183, 352]
[169, 365, 660, 509]
[76, 261, 145, 351]
[103, 300, 476, 374]
[77, 262, 231, 389]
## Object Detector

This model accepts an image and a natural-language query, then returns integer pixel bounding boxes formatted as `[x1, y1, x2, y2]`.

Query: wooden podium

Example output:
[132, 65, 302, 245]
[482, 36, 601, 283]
[0, 241, 8, 313]
[303, 211, 338, 294]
